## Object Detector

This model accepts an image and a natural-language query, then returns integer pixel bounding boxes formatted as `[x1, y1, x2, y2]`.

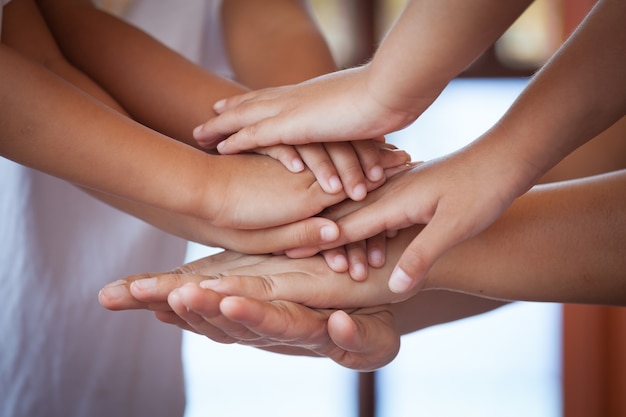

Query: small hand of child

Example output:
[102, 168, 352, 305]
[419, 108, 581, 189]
[192, 66, 417, 153]
[245, 139, 410, 201]
[287, 141, 538, 294]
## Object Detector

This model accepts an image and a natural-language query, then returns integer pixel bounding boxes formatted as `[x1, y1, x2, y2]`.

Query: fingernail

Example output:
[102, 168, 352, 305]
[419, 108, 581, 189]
[131, 277, 157, 290]
[199, 278, 220, 289]
[368, 249, 384, 267]
[100, 284, 128, 300]
[332, 254, 348, 271]
[193, 125, 203, 138]
[351, 183, 367, 201]
[350, 263, 366, 281]
[369, 165, 384, 182]
[214, 99, 226, 111]
[320, 225, 339, 242]
[389, 267, 413, 293]
[103, 279, 127, 288]
[328, 176, 342, 193]
[290, 158, 304, 172]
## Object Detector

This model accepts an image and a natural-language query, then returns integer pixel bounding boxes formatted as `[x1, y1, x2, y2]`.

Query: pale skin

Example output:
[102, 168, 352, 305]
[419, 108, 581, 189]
[1, 0, 410, 254]
[100, 169, 626, 370]
[191, 0, 626, 294]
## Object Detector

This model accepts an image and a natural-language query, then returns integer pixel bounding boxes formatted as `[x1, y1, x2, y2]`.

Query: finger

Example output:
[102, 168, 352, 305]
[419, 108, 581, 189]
[128, 273, 207, 305]
[199, 273, 334, 308]
[351, 140, 384, 182]
[345, 240, 368, 281]
[296, 143, 343, 194]
[98, 279, 145, 311]
[324, 142, 368, 201]
[219, 296, 332, 347]
[327, 309, 400, 371]
[366, 233, 386, 268]
[383, 162, 416, 179]
[376, 146, 412, 171]
[98, 272, 174, 311]
[389, 213, 465, 294]
[284, 245, 321, 259]
[321, 247, 349, 272]
[216, 217, 341, 255]
[168, 284, 239, 344]
[194, 98, 279, 149]
[215, 113, 308, 154]
[254, 145, 305, 173]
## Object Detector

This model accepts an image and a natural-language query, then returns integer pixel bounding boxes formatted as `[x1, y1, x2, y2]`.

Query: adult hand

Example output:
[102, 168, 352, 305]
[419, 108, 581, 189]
[98, 252, 401, 371]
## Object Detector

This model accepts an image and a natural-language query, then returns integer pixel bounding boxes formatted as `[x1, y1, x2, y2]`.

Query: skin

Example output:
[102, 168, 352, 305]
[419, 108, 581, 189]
[35, 0, 405, 202]
[190, 0, 626, 295]
[100, 170, 626, 370]
[2, 0, 411, 254]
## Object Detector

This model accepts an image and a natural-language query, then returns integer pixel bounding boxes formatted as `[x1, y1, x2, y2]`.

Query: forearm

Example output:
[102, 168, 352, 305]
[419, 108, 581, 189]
[388, 291, 507, 336]
[483, 0, 626, 187]
[0, 45, 220, 220]
[222, 0, 336, 88]
[368, 0, 532, 116]
[425, 170, 626, 305]
[36, 0, 246, 146]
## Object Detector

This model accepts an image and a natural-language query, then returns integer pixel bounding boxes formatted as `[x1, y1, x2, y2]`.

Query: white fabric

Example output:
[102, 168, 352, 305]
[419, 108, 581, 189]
[0, 1, 229, 416]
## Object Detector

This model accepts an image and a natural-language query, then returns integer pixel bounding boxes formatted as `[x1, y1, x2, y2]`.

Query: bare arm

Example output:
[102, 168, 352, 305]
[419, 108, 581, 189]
[36, 0, 243, 147]
[222, 0, 335, 88]
[2, 0, 347, 235]
[102, 170, 626, 311]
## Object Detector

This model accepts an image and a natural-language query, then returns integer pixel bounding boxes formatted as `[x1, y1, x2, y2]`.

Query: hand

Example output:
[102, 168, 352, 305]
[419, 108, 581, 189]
[99, 237, 415, 313]
[98, 252, 400, 371]
[193, 66, 416, 153]
[206, 153, 352, 229]
[287, 143, 531, 294]
[166, 285, 399, 371]
[255, 140, 411, 201]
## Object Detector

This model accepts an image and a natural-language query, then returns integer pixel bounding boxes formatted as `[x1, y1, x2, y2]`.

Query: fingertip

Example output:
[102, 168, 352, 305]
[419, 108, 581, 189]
[325, 253, 349, 272]
[192, 124, 204, 139]
[328, 310, 362, 351]
[320, 223, 339, 243]
[325, 176, 343, 194]
[289, 158, 305, 173]
[98, 281, 129, 305]
[368, 165, 384, 182]
[213, 98, 226, 113]
[388, 266, 415, 293]
[350, 183, 367, 201]
[349, 262, 367, 282]
[367, 249, 385, 268]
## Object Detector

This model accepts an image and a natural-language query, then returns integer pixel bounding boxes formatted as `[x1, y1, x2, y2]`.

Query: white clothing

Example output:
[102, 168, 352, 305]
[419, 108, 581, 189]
[0, 1, 229, 416]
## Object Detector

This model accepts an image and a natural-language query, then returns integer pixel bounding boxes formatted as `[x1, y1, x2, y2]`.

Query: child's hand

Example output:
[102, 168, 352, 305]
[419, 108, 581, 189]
[192, 66, 419, 153]
[287, 141, 538, 294]
[320, 231, 389, 282]
[207, 153, 346, 229]
[251, 140, 411, 201]
[99, 263, 399, 371]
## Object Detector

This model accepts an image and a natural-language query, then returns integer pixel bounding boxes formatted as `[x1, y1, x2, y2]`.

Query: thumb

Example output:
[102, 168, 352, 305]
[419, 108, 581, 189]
[328, 310, 399, 371]
[388, 215, 466, 294]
